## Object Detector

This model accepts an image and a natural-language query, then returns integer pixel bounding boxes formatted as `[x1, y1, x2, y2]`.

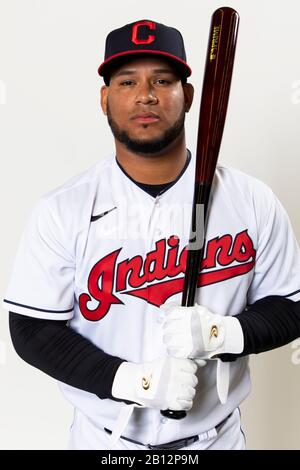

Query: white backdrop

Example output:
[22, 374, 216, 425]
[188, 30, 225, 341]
[0, 0, 299, 449]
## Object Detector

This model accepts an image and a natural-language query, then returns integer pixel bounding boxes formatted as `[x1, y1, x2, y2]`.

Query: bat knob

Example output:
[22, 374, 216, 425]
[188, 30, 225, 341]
[160, 409, 187, 420]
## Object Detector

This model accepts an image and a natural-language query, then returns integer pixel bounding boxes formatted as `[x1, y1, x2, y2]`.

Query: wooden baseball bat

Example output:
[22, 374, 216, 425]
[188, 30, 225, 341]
[161, 6, 240, 420]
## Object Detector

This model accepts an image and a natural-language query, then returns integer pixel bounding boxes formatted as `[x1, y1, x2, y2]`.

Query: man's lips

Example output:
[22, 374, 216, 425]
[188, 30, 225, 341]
[131, 113, 160, 123]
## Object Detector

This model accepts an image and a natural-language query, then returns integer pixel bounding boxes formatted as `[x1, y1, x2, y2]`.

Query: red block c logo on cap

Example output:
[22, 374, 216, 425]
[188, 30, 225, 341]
[132, 21, 156, 45]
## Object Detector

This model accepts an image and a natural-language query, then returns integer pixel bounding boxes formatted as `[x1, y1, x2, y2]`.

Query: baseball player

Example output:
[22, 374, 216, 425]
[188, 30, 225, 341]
[3, 20, 300, 450]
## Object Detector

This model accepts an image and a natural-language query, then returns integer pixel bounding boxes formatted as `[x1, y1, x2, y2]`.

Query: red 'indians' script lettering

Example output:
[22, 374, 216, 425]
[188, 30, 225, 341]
[79, 230, 256, 321]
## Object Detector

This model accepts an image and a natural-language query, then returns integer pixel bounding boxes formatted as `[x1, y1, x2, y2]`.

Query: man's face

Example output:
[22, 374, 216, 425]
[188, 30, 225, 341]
[100, 57, 194, 154]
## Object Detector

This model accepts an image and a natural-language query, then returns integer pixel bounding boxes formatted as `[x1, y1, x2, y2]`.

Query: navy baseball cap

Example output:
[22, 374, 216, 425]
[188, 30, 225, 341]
[98, 19, 192, 84]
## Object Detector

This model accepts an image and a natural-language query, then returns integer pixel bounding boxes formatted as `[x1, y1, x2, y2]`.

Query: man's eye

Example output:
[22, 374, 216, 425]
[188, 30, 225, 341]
[120, 80, 134, 86]
[155, 79, 170, 85]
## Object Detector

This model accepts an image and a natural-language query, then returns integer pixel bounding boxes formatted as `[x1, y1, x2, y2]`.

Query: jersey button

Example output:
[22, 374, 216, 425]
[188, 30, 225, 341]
[160, 417, 167, 424]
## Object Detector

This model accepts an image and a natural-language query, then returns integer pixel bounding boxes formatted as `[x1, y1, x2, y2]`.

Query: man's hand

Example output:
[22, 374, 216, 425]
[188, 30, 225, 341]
[160, 303, 244, 360]
[112, 357, 198, 411]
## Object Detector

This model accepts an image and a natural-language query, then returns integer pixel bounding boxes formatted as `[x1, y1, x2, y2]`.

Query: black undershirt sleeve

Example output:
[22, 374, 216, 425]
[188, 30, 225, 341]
[220, 296, 300, 362]
[9, 295, 300, 396]
[9, 312, 125, 400]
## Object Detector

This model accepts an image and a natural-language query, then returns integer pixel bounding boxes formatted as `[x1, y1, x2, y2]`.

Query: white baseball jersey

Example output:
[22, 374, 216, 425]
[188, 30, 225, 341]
[3, 152, 300, 449]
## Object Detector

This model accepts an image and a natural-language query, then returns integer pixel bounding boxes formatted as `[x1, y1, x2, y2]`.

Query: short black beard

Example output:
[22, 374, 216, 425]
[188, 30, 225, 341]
[106, 103, 186, 155]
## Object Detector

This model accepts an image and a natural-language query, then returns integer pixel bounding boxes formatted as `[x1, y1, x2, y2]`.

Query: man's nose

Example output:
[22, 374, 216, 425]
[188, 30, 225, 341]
[135, 82, 158, 105]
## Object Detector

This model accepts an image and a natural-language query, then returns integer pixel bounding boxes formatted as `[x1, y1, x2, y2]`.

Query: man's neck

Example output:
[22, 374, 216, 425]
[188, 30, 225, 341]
[115, 134, 188, 184]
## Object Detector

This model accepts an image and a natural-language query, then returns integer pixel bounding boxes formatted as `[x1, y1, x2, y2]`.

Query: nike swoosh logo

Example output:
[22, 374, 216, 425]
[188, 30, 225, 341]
[91, 206, 117, 222]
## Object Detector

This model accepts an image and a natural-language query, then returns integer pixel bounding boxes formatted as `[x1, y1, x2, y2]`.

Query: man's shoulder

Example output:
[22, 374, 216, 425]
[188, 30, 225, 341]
[215, 164, 273, 196]
[214, 165, 279, 225]
[29, 154, 115, 227]
[40, 154, 114, 205]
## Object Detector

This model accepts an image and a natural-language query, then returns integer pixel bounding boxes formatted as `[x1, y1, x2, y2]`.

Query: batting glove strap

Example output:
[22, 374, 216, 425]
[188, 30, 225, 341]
[197, 307, 244, 359]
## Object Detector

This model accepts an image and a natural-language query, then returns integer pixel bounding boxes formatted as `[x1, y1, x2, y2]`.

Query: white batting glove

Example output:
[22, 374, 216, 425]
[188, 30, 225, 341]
[111, 357, 198, 411]
[160, 303, 244, 360]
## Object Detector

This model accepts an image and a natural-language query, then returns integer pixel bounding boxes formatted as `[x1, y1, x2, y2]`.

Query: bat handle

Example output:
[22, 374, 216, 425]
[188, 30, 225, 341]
[160, 183, 211, 420]
[159, 253, 201, 420]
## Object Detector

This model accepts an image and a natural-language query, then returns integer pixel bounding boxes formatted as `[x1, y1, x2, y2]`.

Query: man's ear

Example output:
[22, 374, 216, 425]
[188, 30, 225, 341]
[183, 83, 194, 112]
[100, 85, 108, 115]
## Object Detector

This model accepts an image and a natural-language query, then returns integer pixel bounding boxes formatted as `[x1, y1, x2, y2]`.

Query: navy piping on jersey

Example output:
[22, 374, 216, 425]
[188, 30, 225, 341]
[4, 299, 73, 314]
[285, 289, 300, 298]
[115, 149, 192, 198]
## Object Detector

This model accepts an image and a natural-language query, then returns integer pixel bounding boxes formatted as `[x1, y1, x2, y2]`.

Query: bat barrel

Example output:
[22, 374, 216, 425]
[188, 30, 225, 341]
[196, 7, 239, 184]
